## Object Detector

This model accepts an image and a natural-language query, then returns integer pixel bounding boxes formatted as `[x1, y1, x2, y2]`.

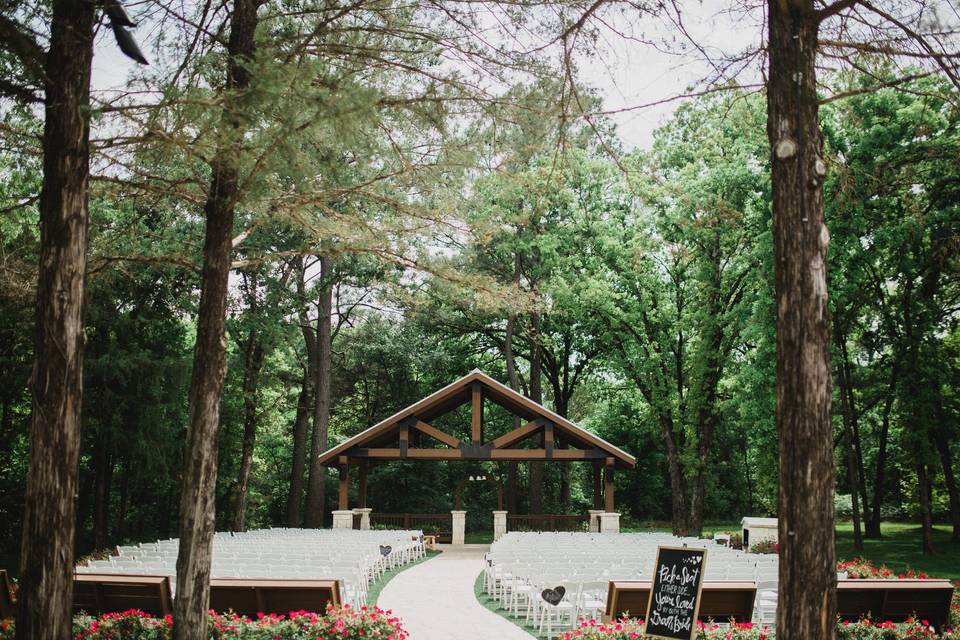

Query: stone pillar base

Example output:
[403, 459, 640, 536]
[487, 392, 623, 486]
[451, 510, 467, 545]
[332, 510, 354, 529]
[353, 508, 372, 530]
[600, 512, 621, 534]
[492, 511, 508, 541]
[588, 510, 605, 533]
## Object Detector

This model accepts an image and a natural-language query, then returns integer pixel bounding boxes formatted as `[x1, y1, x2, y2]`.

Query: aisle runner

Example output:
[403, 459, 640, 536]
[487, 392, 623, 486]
[378, 545, 532, 640]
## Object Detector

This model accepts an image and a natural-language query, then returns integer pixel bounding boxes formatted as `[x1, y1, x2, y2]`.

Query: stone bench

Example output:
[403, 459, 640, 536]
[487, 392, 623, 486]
[604, 580, 757, 622]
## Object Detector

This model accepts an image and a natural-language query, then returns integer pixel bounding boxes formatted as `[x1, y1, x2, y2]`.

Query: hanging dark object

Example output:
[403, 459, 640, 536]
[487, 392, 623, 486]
[110, 21, 148, 65]
[105, 0, 148, 65]
[104, 0, 137, 27]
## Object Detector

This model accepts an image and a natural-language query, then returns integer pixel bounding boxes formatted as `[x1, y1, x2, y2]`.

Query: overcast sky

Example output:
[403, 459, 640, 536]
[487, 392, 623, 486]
[90, 2, 765, 151]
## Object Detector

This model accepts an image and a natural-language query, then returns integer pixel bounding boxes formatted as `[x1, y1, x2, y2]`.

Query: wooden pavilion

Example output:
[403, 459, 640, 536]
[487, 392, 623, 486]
[318, 370, 636, 521]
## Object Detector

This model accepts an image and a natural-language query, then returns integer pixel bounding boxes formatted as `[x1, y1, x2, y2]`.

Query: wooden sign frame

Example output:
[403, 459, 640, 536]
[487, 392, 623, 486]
[643, 545, 708, 640]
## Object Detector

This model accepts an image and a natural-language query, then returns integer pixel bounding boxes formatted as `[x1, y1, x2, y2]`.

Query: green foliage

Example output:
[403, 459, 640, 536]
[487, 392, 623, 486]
[1, 52, 958, 568]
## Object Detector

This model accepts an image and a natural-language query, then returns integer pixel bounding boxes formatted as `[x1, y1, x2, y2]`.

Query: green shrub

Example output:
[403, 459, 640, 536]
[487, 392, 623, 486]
[836, 494, 854, 519]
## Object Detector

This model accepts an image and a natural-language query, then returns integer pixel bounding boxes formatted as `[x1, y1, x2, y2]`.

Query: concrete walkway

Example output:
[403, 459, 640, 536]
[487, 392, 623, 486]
[378, 545, 532, 640]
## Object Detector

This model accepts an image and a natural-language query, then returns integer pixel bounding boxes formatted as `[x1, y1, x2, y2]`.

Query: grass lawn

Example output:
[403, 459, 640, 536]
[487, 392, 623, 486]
[835, 522, 960, 580]
[473, 571, 539, 638]
[633, 520, 960, 581]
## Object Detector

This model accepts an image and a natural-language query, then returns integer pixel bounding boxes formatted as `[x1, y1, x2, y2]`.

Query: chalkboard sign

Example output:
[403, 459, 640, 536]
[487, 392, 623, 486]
[643, 546, 708, 640]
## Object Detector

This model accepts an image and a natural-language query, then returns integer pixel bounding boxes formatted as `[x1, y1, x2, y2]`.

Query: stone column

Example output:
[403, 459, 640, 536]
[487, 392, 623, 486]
[588, 510, 605, 533]
[332, 510, 354, 529]
[451, 510, 467, 545]
[600, 512, 621, 534]
[492, 511, 508, 541]
[353, 507, 372, 530]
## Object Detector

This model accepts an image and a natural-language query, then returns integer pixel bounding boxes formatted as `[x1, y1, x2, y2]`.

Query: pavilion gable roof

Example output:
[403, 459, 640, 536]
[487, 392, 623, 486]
[317, 370, 636, 468]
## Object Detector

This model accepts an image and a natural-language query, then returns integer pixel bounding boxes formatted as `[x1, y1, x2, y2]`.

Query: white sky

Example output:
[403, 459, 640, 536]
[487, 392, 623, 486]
[89, 2, 764, 151]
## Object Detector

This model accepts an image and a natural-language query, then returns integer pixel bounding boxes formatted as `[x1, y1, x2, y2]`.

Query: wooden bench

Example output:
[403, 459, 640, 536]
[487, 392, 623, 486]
[73, 574, 173, 617]
[0, 570, 15, 620]
[605, 581, 756, 622]
[838, 579, 955, 631]
[208, 578, 342, 616]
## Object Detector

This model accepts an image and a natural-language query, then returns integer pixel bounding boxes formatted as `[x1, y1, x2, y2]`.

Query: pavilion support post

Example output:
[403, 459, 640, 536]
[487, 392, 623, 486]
[604, 457, 615, 513]
[399, 423, 409, 458]
[338, 456, 349, 510]
[493, 510, 508, 541]
[451, 510, 466, 545]
[600, 511, 621, 534]
[358, 459, 368, 508]
[592, 461, 603, 510]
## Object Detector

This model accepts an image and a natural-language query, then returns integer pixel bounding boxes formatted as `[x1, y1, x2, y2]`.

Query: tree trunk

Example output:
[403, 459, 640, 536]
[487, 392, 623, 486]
[504, 279, 521, 514]
[767, 1, 837, 638]
[867, 371, 896, 538]
[173, 2, 259, 637]
[16, 2, 95, 638]
[660, 413, 689, 535]
[841, 344, 870, 526]
[92, 427, 114, 551]
[835, 326, 863, 552]
[285, 366, 312, 527]
[933, 435, 960, 542]
[528, 311, 544, 514]
[688, 314, 724, 537]
[161, 482, 175, 540]
[232, 311, 265, 532]
[305, 256, 333, 528]
[918, 463, 935, 555]
[117, 456, 130, 540]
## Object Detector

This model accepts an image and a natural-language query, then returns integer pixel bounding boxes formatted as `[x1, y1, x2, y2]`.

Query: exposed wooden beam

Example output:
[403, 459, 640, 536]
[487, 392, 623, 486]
[408, 448, 461, 459]
[551, 449, 605, 459]
[544, 422, 554, 459]
[343, 447, 606, 461]
[411, 419, 461, 448]
[471, 381, 483, 444]
[489, 419, 542, 449]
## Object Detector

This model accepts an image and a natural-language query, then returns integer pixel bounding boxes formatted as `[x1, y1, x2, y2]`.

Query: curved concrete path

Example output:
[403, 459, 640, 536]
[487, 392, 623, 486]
[378, 544, 532, 640]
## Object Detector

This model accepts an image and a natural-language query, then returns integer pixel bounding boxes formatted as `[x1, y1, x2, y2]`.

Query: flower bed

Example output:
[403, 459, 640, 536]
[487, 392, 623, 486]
[749, 540, 779, 554]
[0, 604, 407, 640]
[556, 618, 958, 640]
[836, 557, 930, 580]
[952, 582, 959, 629]
[837, 618, 959, 639]
[557, 618, 770, 640]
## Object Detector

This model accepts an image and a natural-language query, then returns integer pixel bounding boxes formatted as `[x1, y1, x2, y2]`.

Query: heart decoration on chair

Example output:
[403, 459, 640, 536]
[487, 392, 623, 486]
[379, 545, 392, 557]
[541, 585, 565, 606]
